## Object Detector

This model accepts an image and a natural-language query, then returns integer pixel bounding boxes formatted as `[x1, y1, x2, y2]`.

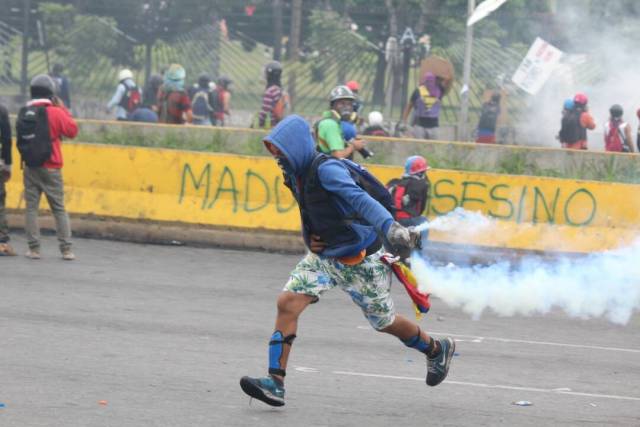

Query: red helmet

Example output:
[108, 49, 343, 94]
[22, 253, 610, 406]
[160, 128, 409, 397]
[404, 155, 430, 175]
[345, 80, 360, 92]
[574, 92, 588, 105]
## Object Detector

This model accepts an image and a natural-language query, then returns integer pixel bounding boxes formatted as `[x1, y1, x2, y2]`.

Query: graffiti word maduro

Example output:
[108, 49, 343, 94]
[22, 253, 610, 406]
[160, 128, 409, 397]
[429, 180, 597, 226]
[178, 163, 295, 213]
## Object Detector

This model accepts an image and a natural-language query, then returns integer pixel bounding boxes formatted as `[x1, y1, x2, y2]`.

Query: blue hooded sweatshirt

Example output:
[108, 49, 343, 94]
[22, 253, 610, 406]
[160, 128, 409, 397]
[264, 115, 394, 258]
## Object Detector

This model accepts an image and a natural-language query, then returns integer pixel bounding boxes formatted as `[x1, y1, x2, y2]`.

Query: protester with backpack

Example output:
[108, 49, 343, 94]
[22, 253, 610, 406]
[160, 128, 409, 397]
[386, 155, 431, 243]
[400, 71, 444, 140]
[561, 92, 595, 150]
[211, 76, 232, 127]
[190, 74, 214, 126]
[240, 115, 455, 407]
[16, 75, 78, 260]
[476, 93, 501, 144]
[603, 105, 634, 153]
[107, 69, 141, 121]
[257, 61, 289, 128]
[157, 63, 192, 125]
[0, 102, 15, 256]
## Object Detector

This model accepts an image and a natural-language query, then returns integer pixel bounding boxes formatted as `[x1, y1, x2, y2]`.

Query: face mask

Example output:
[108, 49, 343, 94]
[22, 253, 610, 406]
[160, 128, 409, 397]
[337, 105, 354, 121]
[277, 156, 294, 175]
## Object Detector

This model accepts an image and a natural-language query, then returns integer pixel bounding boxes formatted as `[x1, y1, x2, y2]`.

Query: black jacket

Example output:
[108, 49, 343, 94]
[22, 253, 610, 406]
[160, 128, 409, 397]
[0, 104, 11, 166]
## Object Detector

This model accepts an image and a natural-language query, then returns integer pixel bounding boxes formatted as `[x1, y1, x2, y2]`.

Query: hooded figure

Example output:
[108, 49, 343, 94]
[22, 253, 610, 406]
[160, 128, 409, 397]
[265, 115, 394, 258]
[401, 72, 444, 139]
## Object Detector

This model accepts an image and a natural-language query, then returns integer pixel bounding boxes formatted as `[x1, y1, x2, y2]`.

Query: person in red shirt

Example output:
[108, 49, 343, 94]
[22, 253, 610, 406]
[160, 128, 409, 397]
[157, 64, 192, 125]
[18, 74, 78, 260]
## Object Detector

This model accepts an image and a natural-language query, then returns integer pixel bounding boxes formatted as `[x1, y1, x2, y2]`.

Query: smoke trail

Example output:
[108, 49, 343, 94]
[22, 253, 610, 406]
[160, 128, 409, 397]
[411, 212, 640, 325]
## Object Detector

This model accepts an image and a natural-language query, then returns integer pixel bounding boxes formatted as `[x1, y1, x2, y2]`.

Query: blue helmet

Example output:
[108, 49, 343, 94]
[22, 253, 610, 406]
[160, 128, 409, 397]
[563, 98, 575, 110]
[404, 155, 429, 175]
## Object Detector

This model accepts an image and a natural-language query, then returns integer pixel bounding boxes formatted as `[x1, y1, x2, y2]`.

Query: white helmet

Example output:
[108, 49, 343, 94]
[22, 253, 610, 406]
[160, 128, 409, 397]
[368, 111, 384, 127]
[118, 69, 133, 81]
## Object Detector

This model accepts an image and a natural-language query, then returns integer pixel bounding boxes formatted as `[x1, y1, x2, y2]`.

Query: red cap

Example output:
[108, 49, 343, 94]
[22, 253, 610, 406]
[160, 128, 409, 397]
[346, 80, 360, 92]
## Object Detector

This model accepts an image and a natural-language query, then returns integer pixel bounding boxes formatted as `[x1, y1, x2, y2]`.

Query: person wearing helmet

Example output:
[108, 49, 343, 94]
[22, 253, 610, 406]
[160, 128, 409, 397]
[476, 92, 501, 144]
[315, 85, 367, 159]
[558, 98, 576, 148]
[16, 74, 78, 260]
[345, 80, 363, 115]
[107, 69, 141, 121]
[603, 104, 634, 153]
[561, 92, 595, 150]
[257, 61, 289, 128]
[386, 155, 431, 242]
[211, 76, 233, 126]
[401, 71, 444, 140]
[157, 63, 193, 124]
[362, 111, 390, 137]
[0, 101, 14, 255]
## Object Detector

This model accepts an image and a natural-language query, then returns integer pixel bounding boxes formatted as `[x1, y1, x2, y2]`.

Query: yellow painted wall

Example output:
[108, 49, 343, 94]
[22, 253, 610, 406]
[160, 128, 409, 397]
[6, 143, 640, 253]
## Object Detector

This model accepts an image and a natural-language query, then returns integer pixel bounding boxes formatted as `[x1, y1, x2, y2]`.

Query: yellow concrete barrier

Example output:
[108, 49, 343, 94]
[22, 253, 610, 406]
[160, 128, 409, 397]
[6, 143, 640, 253]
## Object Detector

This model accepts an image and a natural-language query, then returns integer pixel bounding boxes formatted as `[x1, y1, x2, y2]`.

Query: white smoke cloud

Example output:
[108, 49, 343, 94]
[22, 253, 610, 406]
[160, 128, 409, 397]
[411, 210, 640, 325]
[514, 4, 640, 151]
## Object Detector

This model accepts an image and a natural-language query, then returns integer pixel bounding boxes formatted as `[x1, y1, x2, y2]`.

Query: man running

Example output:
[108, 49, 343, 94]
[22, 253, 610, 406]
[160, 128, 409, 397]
[240, 115, 456, 407]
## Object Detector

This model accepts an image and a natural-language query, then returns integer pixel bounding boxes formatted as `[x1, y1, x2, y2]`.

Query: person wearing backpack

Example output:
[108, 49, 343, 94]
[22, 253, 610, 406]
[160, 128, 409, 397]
[386, 156, 431, 244]
[0, 102, 15, 256]
[210, 76, 232, 127]
[107, 69, 141, 121]
[240, 115, 455, 407]
[562, 92, 595, 150]
[603, 104, 634, 153]
[157, 63, 192, 125]
[315, 85, 368, 159]
[476, 93, 501, 144]
[17, 75, 78, 260]
[257, 61, 289, 129]
[190, 74, 214, 126]
[400, 71, 444, 140]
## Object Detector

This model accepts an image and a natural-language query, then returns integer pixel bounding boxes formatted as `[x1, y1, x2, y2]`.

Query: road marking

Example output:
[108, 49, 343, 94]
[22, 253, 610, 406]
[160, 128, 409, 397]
[429, 332, 640, 354]
[331, 370, 640, 402]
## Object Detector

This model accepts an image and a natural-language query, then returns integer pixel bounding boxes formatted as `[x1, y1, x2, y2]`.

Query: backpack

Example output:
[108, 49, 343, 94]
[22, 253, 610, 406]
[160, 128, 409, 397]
[307, 154, 395, 216]
[559, 110, 581, 144]
[16, 105, 52, 167]
[119, 81, 141, 113]
[387, 177, 422, 220]
[191, 89, 212, 120]
[604, 120, 629, 152]
[478, 103, 499, 131]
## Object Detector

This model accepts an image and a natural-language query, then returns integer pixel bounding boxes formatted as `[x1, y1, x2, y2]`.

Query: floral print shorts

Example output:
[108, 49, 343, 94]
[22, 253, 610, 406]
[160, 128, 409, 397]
[284, 249, 395, 330]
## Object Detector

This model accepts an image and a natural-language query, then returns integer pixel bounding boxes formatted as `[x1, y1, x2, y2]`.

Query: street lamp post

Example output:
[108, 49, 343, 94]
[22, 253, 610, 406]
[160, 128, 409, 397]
[458, 0, 475, 141]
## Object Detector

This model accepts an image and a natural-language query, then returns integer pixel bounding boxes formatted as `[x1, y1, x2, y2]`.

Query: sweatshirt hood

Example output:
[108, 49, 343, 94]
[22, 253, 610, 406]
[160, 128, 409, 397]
[264, 115, 316, 176]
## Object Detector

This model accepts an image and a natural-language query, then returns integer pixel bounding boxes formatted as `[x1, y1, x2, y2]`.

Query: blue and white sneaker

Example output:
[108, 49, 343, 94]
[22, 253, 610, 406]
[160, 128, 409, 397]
[240, 375, 285, 407]
[426, 337, 456, 386]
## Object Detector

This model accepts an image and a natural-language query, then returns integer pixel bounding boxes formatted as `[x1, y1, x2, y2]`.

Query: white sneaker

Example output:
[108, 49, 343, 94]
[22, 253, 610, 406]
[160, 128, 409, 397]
[25, 249, 41, 260]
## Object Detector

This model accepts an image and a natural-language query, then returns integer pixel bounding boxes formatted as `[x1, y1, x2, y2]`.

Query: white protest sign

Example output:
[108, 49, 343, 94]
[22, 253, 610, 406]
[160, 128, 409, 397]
[512, 37, 563, 95]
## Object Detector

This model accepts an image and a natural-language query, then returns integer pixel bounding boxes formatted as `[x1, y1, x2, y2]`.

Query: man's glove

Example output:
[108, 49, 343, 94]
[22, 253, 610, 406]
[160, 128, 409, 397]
[386, 221, 421, 259]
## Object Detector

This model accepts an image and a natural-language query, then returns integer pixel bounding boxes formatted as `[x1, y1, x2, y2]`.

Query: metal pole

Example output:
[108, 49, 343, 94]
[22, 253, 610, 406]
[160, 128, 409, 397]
[458, 0, 475, 141]
[20, 0, 31, 98]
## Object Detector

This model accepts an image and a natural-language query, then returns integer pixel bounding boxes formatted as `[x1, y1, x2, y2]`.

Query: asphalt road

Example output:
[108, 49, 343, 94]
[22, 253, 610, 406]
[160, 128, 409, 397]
[2, 235, 639, 427]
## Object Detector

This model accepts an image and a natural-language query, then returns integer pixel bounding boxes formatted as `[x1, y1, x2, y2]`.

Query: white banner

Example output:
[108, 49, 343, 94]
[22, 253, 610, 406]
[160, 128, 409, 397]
[467, 0, 508, 26]
[512, 37, 563, 95]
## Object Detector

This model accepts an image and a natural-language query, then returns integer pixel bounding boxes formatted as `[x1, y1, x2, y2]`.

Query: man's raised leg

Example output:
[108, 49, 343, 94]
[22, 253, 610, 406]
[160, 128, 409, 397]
[240, 292, 315, 406]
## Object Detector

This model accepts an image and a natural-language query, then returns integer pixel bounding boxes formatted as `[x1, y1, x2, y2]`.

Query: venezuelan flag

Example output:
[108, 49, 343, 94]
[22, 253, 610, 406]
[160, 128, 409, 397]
[381, 255, 431, 319]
